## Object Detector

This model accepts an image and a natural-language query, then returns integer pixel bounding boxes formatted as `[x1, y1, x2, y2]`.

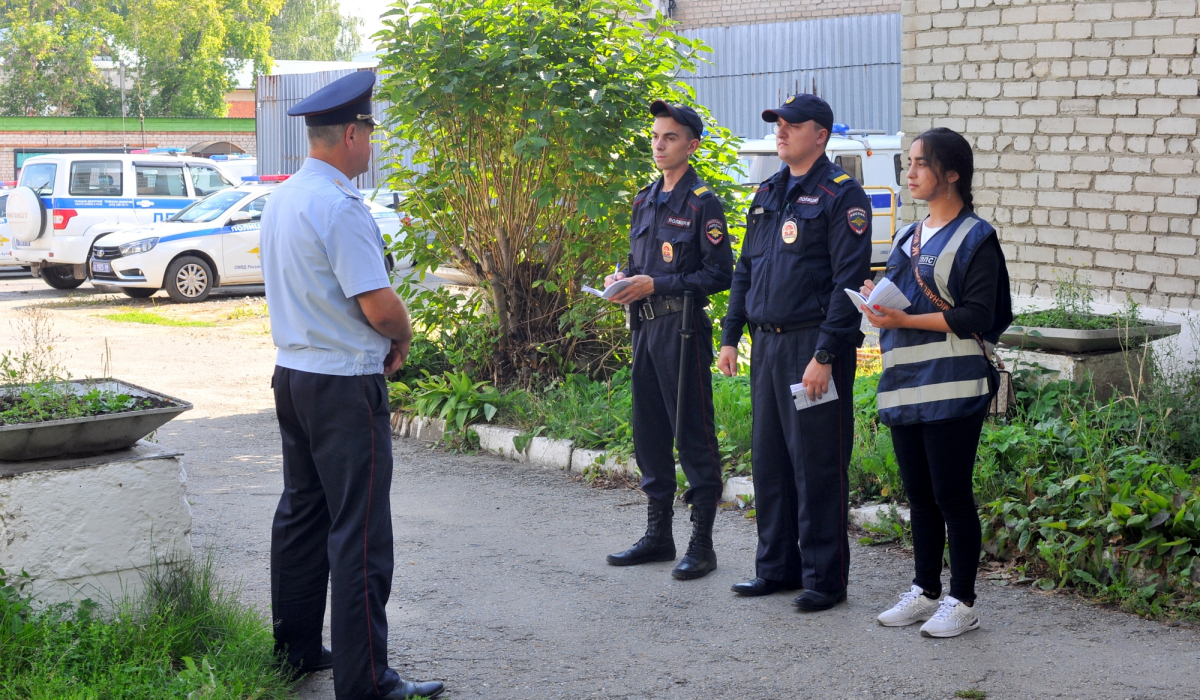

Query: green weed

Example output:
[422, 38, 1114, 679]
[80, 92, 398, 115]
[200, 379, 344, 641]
[0, 549, 294, 699]
[104, 310, 214, 327]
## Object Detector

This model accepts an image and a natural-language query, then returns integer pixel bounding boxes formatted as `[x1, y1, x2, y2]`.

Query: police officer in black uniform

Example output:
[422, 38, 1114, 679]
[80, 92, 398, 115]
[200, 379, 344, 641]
[604, 101, 733, 580]
[718, 94, 872, 611]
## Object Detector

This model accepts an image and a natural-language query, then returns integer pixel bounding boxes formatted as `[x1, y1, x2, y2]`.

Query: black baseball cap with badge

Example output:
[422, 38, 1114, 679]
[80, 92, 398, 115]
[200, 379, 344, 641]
[762, 93, 834, 132]
[649, 100, 705, 140]
[287, 70, 380, 126]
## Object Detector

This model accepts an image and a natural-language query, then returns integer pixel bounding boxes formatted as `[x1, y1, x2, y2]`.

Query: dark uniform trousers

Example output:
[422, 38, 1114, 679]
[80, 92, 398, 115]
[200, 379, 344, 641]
[631, 306, 723, 508]
[271, 366, 401, 700]
[750, 328, 856, 592]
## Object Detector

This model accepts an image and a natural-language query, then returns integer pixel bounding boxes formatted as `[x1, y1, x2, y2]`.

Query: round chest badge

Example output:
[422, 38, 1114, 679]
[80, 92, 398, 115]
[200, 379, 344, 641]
[661, 241, 674, 262]
[781, 219, 798, 244]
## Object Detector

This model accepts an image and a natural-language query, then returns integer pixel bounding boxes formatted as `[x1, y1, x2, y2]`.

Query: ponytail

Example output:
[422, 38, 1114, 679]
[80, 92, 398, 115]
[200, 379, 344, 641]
[913, 127, 974, 211]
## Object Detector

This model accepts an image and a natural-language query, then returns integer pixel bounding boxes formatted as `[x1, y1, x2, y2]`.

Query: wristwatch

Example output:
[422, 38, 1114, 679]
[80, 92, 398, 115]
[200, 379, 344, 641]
[814, 349, 835, 365]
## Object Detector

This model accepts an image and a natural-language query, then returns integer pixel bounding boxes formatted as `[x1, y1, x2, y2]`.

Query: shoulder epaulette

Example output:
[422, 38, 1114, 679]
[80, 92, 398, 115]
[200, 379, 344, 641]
[331, 178, 361, 199]
[692, 185, 712, 198]
[831, 173, 852, 185]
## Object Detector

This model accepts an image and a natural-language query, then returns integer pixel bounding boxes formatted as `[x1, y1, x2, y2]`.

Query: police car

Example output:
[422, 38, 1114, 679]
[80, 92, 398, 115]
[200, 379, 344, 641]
[89, 176, 405, 303]
[737, 125, 904, 268]
[7, 150, 238, 289]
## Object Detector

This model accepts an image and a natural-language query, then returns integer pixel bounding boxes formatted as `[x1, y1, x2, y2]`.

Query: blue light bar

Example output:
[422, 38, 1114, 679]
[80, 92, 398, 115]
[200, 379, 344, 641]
[210, 154, 254, 161]
[149, 147, 186, 153]
[832, 123, 849, 134]
[241, 175, 289, 182]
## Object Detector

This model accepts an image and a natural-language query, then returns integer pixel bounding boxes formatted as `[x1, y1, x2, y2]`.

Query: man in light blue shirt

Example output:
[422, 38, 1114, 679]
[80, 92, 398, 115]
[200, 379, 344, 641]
[259, 71, 444, 700]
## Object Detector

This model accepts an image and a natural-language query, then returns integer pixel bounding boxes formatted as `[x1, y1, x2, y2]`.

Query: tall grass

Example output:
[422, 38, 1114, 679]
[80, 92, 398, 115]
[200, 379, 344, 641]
[0, 549, 294, 699]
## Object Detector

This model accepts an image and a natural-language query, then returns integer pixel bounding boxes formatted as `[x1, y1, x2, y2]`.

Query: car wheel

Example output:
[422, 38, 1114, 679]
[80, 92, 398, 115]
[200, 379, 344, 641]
[121, 287, 157, 299]
[42, 264, 85, 290]
[165, 255, 214, 303]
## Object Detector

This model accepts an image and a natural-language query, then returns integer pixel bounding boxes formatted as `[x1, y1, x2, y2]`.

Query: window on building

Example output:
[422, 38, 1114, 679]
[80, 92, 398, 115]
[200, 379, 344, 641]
[834, 155, 863, 184]
[69, 161, 123, 197]
[136, 165, 187, 197]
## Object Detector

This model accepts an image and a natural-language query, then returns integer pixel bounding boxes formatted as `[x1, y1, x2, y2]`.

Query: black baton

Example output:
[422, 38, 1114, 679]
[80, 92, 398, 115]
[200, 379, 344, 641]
[674, 291, 695, 453]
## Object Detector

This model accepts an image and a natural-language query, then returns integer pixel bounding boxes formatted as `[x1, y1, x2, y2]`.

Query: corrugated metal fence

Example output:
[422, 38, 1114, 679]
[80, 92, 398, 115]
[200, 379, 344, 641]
[256, 14, 901, 183]
[678, 14, 902, 138]
[256, 68, 415, 189]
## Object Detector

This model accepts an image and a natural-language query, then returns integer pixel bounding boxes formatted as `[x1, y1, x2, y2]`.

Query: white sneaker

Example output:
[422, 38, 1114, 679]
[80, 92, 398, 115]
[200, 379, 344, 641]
[919, 596, 980, 638]
[876, 585, 940, 627]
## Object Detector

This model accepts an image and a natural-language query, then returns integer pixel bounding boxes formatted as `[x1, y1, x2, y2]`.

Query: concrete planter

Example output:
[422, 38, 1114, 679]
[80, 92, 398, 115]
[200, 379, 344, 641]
[0, 379, 192, 461]
[999, 323, 1181, 353]
[0, 441, 192, 604]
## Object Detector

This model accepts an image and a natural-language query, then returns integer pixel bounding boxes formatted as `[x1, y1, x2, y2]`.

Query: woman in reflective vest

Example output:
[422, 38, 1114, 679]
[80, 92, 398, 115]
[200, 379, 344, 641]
[857, 127, 1012, 638]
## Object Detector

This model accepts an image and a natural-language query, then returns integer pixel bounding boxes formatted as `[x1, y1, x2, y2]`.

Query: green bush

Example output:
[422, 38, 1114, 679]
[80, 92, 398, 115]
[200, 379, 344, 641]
[0, 551, 293, 699]
[377, 0, 746, 382]
[713, 374, 752, 478]
[849, 372, 903, 503]
[497, 369, 634, 452]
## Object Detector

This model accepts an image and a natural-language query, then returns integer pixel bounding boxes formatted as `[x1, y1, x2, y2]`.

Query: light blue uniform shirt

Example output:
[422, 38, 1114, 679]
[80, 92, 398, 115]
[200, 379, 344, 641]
[260, 158, 391, 376]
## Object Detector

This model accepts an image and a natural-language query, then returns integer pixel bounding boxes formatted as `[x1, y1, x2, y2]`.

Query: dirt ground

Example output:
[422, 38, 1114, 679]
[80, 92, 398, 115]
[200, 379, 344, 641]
[2, 271, 1199, 700]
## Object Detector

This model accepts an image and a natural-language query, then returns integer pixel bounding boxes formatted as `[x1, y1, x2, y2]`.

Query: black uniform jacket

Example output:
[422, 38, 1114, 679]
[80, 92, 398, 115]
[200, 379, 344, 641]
[625, 166, 734, 307]
[721, 154, 873, 355]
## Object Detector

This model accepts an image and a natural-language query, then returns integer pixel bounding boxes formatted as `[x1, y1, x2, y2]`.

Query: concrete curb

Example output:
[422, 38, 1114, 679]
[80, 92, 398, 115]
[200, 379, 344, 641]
[568, 448, 638, 477]
[472, 424, 526, 461]
[527, 436, 573, 470]
[849, 503, 911, 528]
[393, 417, 910, 522]
[722, 476, 754, 505]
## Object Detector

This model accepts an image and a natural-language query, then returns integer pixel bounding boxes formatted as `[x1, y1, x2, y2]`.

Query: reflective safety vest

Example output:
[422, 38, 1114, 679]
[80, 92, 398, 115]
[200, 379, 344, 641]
[876, 213, 1001, 427]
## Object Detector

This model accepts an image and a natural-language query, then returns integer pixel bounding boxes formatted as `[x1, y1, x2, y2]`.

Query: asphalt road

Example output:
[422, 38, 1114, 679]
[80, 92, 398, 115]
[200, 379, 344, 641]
[2, 273, 1198, 700]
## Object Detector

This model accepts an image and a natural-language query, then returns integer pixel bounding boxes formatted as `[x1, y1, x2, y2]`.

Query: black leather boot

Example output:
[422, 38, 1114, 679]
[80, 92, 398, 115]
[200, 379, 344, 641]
[606, 499, 675, 566]
[671, 505, 717, 580]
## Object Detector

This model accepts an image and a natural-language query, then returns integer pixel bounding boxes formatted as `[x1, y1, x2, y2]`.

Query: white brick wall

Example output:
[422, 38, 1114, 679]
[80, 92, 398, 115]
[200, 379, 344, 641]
[902, 0, 1200, 311]
[672, 0, 899, 29]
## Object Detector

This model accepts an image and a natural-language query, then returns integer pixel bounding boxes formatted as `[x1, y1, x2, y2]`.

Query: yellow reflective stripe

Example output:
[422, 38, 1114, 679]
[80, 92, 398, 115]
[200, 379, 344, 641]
[876, 378, 991, 410]
[833, 174, 851, 183]
[882, 334, 984, 369]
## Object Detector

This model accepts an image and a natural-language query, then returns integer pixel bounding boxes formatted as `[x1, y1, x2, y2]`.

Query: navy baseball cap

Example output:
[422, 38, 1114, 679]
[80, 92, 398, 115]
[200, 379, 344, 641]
[649, 100, 704, 140]
[762, 93, 834, 132]
[288, 71, 379, 127]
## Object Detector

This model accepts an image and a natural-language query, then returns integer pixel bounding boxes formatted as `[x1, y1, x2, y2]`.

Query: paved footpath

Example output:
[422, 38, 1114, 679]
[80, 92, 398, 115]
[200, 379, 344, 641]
[3, 274, 1197, 700]
[177, 411, 1200, 700]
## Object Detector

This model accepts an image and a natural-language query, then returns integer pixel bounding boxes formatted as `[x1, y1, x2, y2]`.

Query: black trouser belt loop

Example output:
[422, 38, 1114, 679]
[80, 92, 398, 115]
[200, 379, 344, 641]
[753, 320, 824, 334]
[639, 295, 687, 321]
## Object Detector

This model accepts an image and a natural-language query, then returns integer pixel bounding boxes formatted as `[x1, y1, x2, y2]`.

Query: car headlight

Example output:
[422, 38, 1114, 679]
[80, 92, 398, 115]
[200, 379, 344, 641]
[119, 237, 159, 256]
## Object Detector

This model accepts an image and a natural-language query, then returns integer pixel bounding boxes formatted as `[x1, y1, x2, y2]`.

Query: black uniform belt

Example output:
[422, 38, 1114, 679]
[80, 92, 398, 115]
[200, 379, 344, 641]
[752, 320, 823, 334]
[638, 295, 687, 321]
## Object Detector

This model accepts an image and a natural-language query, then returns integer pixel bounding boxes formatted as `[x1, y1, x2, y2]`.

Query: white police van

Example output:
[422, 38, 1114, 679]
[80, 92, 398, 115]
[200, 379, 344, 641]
[737, 126, 905, 268]
[90, 176, 405, 303]
[7, 150, 238, 289]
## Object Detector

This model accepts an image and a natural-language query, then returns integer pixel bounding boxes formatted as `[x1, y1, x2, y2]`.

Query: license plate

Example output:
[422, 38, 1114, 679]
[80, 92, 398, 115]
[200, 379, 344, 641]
[91, 260, 112, 273]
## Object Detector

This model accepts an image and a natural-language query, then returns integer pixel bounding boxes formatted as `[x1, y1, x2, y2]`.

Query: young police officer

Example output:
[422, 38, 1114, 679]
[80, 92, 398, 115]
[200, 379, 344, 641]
[718, 94, 872, 611]
[603, 101, 733, 580]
